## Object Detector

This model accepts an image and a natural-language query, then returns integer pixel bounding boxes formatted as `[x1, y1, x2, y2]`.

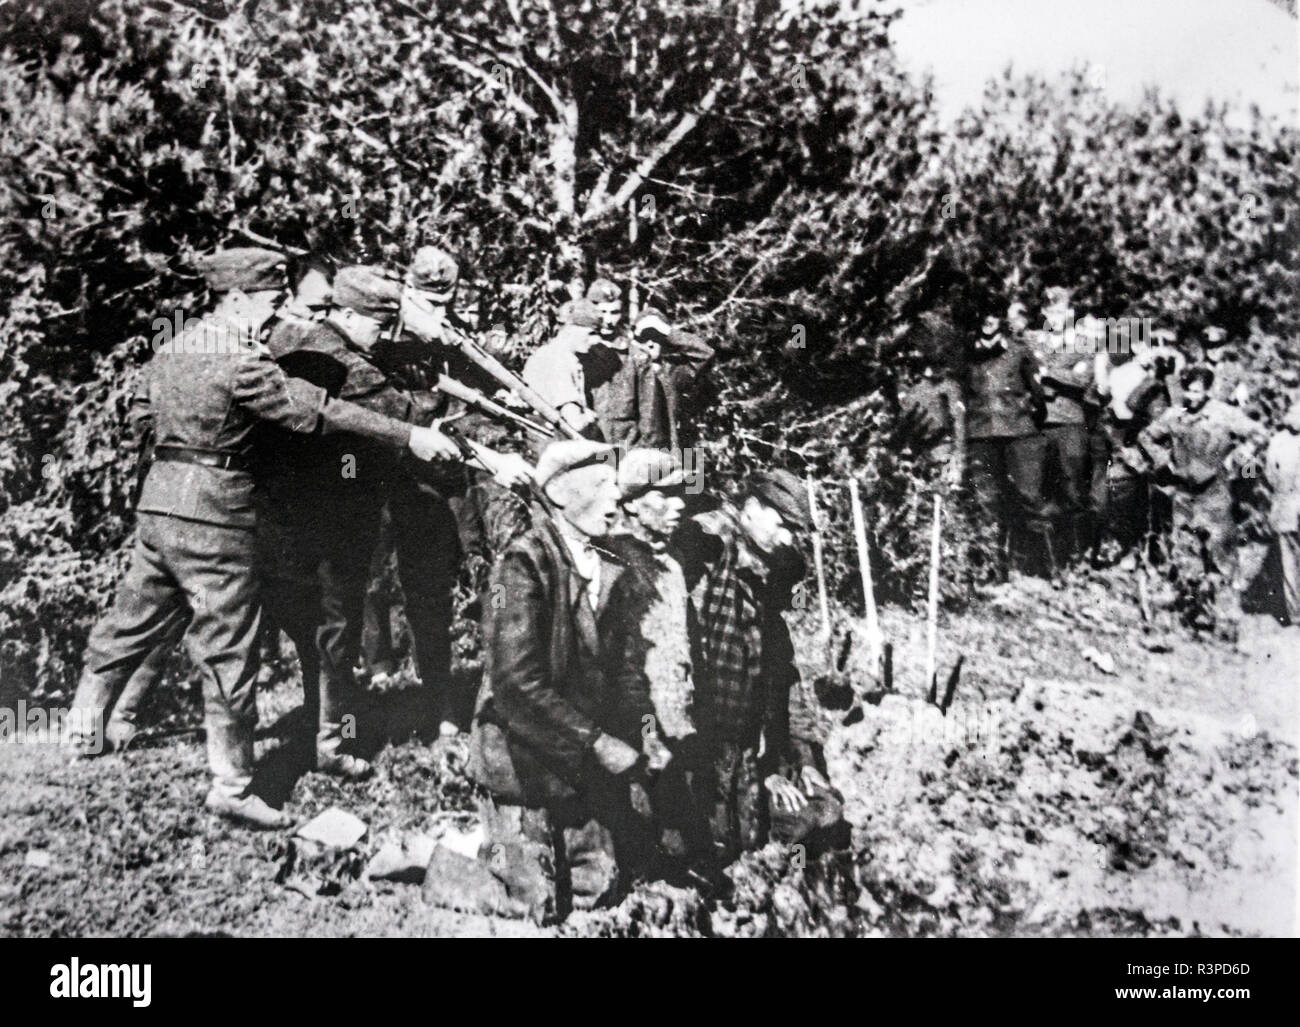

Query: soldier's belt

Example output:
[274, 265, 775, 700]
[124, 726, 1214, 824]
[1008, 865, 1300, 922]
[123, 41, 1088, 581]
[153, 445, 250, 472]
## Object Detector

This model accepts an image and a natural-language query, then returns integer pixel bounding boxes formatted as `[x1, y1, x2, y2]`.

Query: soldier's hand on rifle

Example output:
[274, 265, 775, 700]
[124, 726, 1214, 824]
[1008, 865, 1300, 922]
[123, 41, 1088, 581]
[765, 773, 809, 813]
[407, 425, 460, 463]
[400, 289, 450, 344]
[592, 732, 641, 776]
[488, 451, 534, 490]
[559, 403, 597, 433]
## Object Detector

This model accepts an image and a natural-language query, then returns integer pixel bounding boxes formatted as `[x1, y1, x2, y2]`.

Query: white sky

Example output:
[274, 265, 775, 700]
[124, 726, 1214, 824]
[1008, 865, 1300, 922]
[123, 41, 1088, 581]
[880, 0, 1299, 127]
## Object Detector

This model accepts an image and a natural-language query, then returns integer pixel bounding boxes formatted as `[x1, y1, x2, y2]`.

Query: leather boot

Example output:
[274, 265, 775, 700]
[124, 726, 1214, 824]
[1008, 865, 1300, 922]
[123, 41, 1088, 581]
[65, 671, 115, 759]
[203, 713, 291, 828]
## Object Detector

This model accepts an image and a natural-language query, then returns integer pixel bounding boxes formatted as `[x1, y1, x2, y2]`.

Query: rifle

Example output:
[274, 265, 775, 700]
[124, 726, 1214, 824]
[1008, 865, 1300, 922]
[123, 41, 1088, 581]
[434, 374, 556, 441]
[440, 423, 555, 516]
[402, 290, 583, 441]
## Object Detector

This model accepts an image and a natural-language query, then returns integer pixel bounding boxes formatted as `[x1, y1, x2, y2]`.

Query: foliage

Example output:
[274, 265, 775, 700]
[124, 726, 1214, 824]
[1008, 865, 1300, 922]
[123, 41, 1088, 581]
[0, 0, 1296, 693]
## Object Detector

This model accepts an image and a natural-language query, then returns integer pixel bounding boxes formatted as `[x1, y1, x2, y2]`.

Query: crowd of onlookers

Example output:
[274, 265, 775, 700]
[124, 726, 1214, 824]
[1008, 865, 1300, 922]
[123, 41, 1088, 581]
[903, 286, 1299, 639]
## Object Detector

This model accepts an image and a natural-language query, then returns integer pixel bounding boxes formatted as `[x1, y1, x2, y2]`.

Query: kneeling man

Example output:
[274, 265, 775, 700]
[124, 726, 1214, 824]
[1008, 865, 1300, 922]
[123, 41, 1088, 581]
[466, 440, 659, 922]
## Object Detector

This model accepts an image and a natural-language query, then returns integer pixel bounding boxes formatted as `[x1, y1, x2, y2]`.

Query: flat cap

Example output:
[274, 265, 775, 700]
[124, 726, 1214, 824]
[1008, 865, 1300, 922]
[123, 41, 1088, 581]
[195, 248, 287, 292]
[618, 448, 686, 501]
[561, 298, 602, 330]
[536, 439, 615, 489]
[635, 307, 672, 344]
[333, 265, 403, 320]
[586, 278, 621, 304]
[408, 246, 460, 297]
[746, 468, 811, 534]
[664, 328, 714, 363]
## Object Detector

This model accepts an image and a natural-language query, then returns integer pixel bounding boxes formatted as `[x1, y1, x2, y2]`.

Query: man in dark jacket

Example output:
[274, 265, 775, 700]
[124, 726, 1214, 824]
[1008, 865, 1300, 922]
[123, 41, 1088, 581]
[69, 249, 456, 827]
[675, 469, 828, 864]
[256, 264, 473, 779]
[466, 440, 661, 922]
[960, 301, 1052, 577]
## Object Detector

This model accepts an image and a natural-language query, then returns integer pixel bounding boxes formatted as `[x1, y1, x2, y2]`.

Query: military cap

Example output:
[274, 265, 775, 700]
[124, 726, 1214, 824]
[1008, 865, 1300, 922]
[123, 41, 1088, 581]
[536, 439, 615, 490]
[618, 448, 687, 501]
[563, 298, 603, 330]
[635, 307, 672, 344]
[408, 246, 460, 298]
[745, 468, 811, 534]
[195, 247, 287, 292]
[1151, 327, 1177, 345]
[586, 278, 621, 304]
[333, 265, 403, 320]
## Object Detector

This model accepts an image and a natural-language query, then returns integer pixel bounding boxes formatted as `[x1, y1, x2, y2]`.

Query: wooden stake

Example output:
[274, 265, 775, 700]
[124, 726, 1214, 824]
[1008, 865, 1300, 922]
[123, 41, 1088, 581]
[848, 478, 884, 674]
[805, 474, 832, 642]
[925, 493, 943, 697]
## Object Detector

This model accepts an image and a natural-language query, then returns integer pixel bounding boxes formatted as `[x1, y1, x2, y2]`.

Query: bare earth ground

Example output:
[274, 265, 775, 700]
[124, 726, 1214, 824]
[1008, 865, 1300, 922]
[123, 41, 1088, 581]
[1, 565, 1296, 937]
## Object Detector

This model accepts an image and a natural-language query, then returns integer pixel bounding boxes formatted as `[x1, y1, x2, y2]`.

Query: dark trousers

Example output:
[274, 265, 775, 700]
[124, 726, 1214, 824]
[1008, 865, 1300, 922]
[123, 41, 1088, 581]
[72, 513, 261, 793]
[362, 471, 530, 726]
[258, 496, 382, 734]
[1043, 423, 1091, 558]
[967, 434, 1052, 572]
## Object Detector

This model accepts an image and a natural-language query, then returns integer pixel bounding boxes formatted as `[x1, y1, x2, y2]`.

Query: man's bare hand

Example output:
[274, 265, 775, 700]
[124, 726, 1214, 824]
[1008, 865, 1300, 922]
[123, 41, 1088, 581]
[765, 773, 808, 813]
[560, 404, 597, 432]
[407, 425, 459, 463]
[487, 451, 534, 490]
[799, 766, 829, 795]
[592, 733, 640, 776]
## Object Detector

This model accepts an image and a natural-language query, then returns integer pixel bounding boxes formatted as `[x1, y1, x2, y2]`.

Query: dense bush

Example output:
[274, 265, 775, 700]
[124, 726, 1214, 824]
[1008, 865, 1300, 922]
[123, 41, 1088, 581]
[1, 0, 1296, 695]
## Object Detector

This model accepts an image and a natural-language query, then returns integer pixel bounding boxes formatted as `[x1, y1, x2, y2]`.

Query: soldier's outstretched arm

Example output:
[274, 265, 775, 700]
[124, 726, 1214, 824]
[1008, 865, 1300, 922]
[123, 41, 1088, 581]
[232, 353, 456, 460]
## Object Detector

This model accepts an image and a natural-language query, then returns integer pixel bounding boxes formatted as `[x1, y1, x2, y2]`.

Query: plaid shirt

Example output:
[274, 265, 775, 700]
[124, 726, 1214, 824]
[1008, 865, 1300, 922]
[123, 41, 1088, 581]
[679, 508, 811, 765]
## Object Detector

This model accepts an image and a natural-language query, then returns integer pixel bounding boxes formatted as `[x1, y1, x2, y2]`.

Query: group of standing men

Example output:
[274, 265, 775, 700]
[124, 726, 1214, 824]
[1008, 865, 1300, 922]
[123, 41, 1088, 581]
[67, 244, 839, 923]
[909, 285, 1300, 637]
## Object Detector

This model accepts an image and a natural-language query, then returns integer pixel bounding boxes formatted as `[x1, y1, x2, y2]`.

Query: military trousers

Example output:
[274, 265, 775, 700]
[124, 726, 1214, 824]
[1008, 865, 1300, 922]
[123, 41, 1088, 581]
[71, 513, 262, 795]
[258, 494, 381, 748]
[967, 434, 1053, 573]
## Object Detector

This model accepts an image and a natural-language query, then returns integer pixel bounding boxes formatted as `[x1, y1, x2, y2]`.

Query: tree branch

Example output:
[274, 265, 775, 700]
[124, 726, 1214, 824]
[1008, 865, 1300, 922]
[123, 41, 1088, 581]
[581, 80, 723, 224]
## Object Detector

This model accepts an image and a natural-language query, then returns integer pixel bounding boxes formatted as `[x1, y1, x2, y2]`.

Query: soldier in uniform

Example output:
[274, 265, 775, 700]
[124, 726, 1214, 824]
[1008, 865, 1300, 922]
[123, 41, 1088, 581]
[1264, 398, 1300, 625]
[581, 279, 666, 451]
[1136, 365, 1266, 639]
[521, 299, 605, 437]
[1033, 288, 1096, 562]
[69, 248, 456, 827]
[959, 301, 1052, 577]
[257, 264, 487, 778]
[363, 246, 531, 733]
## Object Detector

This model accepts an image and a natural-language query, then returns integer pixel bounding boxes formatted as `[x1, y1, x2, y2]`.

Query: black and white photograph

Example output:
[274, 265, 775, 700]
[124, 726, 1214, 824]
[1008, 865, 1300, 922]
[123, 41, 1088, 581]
[0, 0, 1297, 968]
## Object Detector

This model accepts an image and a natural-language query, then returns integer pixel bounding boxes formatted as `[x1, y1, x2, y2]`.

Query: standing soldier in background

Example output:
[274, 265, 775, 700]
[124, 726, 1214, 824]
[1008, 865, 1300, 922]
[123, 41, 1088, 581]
[69, 249, 455, 827]
[1033, 288, 1095, 563]
[960, 300, 1052, 578]
[365, 246, 532, 733]
[583, 278, 652, 450]
[1136, 365, 1266, 640]
[523, 299, 605, 436]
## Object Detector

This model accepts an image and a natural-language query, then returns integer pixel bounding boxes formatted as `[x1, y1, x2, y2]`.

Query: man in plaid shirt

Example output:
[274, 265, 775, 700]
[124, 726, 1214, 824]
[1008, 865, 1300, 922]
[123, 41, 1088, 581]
[676, 469, 827, 863]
